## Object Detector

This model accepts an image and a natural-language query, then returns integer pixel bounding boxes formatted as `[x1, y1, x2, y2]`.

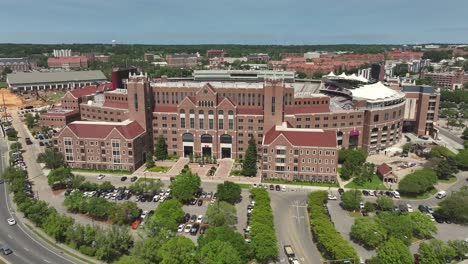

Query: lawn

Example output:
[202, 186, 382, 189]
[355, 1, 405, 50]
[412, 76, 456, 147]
[237, 183, 252, 189]
[0, 81, 7, 88]
[401, 188, 438, 200]
[438, 177, 457, 184]
[136, 177, 160, 184]
[45, 90, 66, 103]
[347, 211, 363, 218]
[262, 178, 339, 187]
[344, 174, 387, 190]
[146, 165, 171, 173]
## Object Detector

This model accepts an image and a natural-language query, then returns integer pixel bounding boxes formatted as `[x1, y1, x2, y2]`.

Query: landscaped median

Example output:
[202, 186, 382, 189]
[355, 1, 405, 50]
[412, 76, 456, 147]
[249, 188, 279, 263]
[307, 191, 359, 261]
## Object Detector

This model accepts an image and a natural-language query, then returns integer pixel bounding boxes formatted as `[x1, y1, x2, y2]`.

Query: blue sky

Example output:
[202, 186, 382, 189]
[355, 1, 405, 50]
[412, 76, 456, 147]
[1, 0, 468, 44]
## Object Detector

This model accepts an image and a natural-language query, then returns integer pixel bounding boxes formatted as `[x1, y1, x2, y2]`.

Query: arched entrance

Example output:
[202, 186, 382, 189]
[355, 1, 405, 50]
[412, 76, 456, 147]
[201, 134, 213, 157]
[182, 133, 194, 157]
[220, 134, 232, 158]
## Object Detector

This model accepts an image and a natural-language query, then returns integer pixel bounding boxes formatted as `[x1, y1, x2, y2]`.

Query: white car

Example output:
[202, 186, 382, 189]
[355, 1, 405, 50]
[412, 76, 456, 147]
[360, 202, 365, 210]
[392, 191, 400, 199]
[282, 186, 286, 192]
[406, 204, 413, 212]
[328, 194, 337, 200]
[141, 211, 148, 219]
[7, 218, 16, 226]
[184, 224, 192, 233]
[197, 215, 203, 223]
[426, 213, 435, 222]
[97, 174, 105, 180]
[253, 184, 258, 188]
[177, 224, 185, 232]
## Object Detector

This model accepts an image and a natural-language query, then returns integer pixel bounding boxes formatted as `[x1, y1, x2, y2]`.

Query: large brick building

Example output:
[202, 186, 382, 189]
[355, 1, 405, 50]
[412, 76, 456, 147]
[53, 70, 439, 177]
[421, 70, 468, 89]
[48, 56, 88, 69]
[0, 58, 35, 72]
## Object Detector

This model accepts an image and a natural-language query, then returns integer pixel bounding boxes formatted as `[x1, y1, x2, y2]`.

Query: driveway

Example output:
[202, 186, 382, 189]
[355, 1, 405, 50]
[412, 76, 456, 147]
[269, 188, 322, 264]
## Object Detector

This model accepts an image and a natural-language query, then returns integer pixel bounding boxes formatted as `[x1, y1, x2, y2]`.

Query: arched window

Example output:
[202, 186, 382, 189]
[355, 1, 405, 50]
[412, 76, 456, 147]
[218, 110, 224, 115]
[208, 110, 214, 115]
[220, 134, 232, 144]
[189, 109, 195, 114]
[201, 134, 213, 143]
[199, 110, 204, 115]
[182, 133, 194, 142]
[228, 110, 233, 115]
[180, 109, 185, 114]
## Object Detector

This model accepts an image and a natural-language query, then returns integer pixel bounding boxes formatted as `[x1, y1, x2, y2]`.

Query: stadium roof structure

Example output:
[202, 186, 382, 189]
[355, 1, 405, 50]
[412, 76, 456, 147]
[7, 70, 106, 86]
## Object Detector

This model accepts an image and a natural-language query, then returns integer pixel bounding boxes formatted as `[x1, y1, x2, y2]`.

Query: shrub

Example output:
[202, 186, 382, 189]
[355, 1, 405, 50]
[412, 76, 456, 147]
[398, 169, 437, 195]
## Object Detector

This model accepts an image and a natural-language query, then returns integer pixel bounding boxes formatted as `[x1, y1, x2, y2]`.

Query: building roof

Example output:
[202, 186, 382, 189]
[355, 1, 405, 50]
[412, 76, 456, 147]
[41, 108, 79, 117]
[377, 163, 392, 176]
[402, 85, 436, 94]
[69, 85, 98, 99]
[7, 70, 106, 86]
[351, 82, 405, 102]
[263, 122, 336, 147]
[65, 120, 145, 140]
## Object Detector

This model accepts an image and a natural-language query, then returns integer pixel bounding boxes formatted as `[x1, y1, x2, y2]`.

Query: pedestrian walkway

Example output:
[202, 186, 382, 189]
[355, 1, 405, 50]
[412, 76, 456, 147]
[214, 158, 233, 177]
[166, 158, 189, 176]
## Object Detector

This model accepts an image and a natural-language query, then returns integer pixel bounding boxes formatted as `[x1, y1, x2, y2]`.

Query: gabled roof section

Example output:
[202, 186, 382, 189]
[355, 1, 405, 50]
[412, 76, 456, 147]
[377, 163, 392, 176]
[65, 120, 145, 140]
[196, 83, 217, 95]
[217, 97, 236, 107]
[154, 105, 178, 113]
[70, 85, 98, 99]
[237, 107, 263, 115]
[263, 122, 336, 148]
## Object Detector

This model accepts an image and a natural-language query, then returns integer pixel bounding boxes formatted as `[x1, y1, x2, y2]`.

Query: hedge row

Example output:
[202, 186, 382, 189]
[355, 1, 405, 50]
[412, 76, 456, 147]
[249, 188, 278, 263]
[308, 191, 358, 261]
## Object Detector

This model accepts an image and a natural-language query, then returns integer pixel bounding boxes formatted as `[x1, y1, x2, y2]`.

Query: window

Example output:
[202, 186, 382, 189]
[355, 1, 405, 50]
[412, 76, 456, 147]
[190, 118, 195, 128]
[228, 119, 233, 130]
[218, 118, 224, 129]
[374, 114, 379, 122]
[271, 96, 276, 114]
[199, 118, 204, 129]
[384, 113, 389, 121]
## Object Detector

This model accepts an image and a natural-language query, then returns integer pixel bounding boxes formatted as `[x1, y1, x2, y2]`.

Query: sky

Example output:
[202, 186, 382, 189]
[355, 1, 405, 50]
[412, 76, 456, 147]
[1, 0, 468, 44]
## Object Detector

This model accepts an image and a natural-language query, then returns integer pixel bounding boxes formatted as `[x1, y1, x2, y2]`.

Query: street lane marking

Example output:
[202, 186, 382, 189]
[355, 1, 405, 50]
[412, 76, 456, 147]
[7, 234, 12, 239]
[43, 259, 51, 263]
[24, 247, 29, 252]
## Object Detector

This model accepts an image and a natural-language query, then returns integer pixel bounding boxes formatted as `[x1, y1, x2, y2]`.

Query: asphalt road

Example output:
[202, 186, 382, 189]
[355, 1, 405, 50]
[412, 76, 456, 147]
[436, 125, 464, 145]
[270, 189, 322, 264]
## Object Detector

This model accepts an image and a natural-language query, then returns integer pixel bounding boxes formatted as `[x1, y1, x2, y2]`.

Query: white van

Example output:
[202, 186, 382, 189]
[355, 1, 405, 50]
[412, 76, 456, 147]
[436, 191, 447, 199]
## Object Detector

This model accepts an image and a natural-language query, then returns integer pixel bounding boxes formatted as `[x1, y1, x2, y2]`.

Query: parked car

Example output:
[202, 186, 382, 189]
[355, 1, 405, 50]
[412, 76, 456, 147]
[184, 213, 191, 222]
[275, 185, 281, 191]
[131, 220, 141, 230]
[97, 174, 105, 180]
[121, 176, 127, 181]
[269, 184, 274, 190]
[436, 191, 447, 199]
[200, 226, 207, 234]
[177, 224, 185, 232]
[184, 224, 192, 233]
[338, 188, 344, 195]
[197, 215, 203, 223]
[406, 204, 413, 212]
[190, 223, 200, 235]
[197, 199, 203, 206]
[130, 176, 138, 182]
[327, 194, 337, 200]
[190, 199, 197, 205]
[25, 137, 32, 145]
[190, 214, 197, 223]
[281, 186, 286, 192]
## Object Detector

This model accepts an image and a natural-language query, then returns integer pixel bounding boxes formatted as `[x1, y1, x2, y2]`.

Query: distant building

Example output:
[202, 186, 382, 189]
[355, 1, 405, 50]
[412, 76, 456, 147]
[111, 67, 138, 90]
[7, 70, 107, 93]
[358, 68, 372, 80]
[304, 52, 321, 60]
[53, 49, 72, 57]
[94, 55, 110, 63]
[0, 58, 34, 72]
[421, 70, 468, 89]
[79, 89, 129, 122]
[60, 83, 113, 110]
[207, 49, 224, 59]
[166, 53, 199, 68]
[193, 70, 296, 82]
[144, 53, 155, 62]
[370, 63, 385, 81]
[48, 56, 88, 69]
[247, 53, 270, 63]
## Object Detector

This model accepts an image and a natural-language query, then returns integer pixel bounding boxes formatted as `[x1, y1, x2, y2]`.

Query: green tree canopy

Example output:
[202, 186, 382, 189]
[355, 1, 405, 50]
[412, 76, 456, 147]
[375, 237, 413, 264]
[242, 137, 257, 177]
[158, 236, 197, 264]
[217, 181, 241, 204]
[350, 217, 387, 249]
[376, 212, 412, 245]
[146, 199, 184, 235]
[37, 147, 65, 169]
[410, 212, 437, 239]
[437, 186, 468, 224]
[340, 190, 363, 210]
[169, 171, 201, 202]
[47, 167, 73, 186]
[198, 226, 250, 261]
[455, 149, 468, 170]
[428, 146, 455, 159]
[109, 201, 140, 225]
[398, 169, 437, 195]
[376, 196, 394, 211]
[418, 240, 456, 264]
[199, 240, 243, 264]
[155, 135, 168, 160]
[204, 201, 237, 227]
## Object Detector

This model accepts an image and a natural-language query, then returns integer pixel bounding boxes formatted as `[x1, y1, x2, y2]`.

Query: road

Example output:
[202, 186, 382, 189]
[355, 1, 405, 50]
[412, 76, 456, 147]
[436, 125, 464, 145]
[270, 189, 322, 264]
[0, 137, 85, 264]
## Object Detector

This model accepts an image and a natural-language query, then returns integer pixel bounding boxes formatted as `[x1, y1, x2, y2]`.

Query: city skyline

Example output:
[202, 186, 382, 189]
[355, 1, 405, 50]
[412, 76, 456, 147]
[1, 0, 468, 44]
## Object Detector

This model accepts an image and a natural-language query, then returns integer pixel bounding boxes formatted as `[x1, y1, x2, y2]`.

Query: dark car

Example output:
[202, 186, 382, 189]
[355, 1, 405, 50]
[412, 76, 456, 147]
[190, 223, 200, 235]
[121, 176, 127, 181]
[338, 188, 344, 195]
[197, 199, 203, 206]
[130, 176, 138, 182]
[25, 137, 33, 145]
[200, 226, 207, 234]
[148, 210, 155, 218]
[275, 185, 281, 191]
[362, 190, 369, 196]
[414, 254, 420, 264]
[184, 213, 191, 222]
[418, 205, 430, 214]
[170, 177, 175, 182]
[269, 184, 274, 190]
[0, 245, 12, 255]
[432, 212, 451, 224]
[140, 196, 147, 202]
[190, 214, 197, 223]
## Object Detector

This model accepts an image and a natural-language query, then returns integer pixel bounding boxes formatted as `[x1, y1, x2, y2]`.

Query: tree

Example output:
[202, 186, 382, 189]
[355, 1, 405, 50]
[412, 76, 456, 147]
[6, 129, 17, 140]
[85, 197, 113, 220]
[351, 217, 387, 249]
[376, 237, 413, 264]
[128, 237, 166, 264]
[447, 240, 468, 260]
[169, 171, 200, 202]
[418, 240, 456, 264]
[437, 186, 468, 224]
[109, 201, 140, 225]
[217, 181, 241, 204]
[312, 71, 325, 79]
[198, 226, 250, 261]
[199, 240, 243, 264]
[415, 78, 434, 85]
[204, 201, 237, 227]
[37, 147, 65, 169]
[94, 226, 133, 263]
[340, 190, 362, 211]
[47, 167, 73, 186]
[455, 149, 468, 170]
[158, 236, 197, 264]
[410, 212, 437, 239]
[435, 157, 459, 180]
[146, 199, 184, 235]
[338, 148, 368, 164]
[393, 64, 409, 77]
[129, 179, 162, 196]
[463, 128, 468, 140]
[364, 201, 375, 212]
[340, 151, 368, 180]
[145, 151, 154, 168]
[428, 146, 455, 159]
[42, 211, 74, 242]
[353, 162, 375, 185]
[242, 136, 257, 177]
[25, 113, 35, 128]
[296, 71, 307, 79]
[64, 190, 85, 213]
[376, 196, 394, 211]
[154, 135, 168, 160]
[398, 169, 437, 196]
[376, 212, 412, 245]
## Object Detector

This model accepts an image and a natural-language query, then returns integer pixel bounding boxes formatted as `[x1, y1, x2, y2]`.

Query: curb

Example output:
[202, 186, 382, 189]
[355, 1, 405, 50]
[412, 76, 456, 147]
[0, 255, 10, 264]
